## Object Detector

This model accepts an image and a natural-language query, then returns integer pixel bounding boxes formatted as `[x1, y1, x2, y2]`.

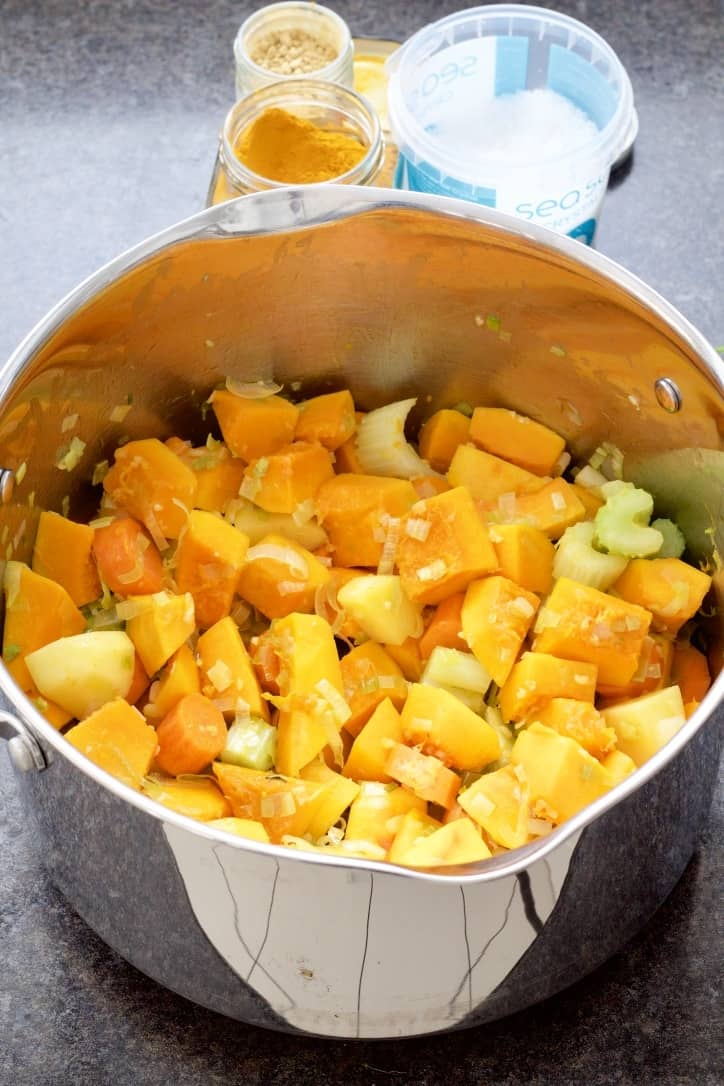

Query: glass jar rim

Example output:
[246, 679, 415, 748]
[220, 78, 384, 191]
[234, 1, 354, 83]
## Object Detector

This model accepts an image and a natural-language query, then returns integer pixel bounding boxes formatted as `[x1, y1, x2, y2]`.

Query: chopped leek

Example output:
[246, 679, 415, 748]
[651, 518, 686, 559]
[355, 398, 433, 479]
[554, 522, 628, 590]
[220, 717, 277, 772]
[593, 481, 664, 558]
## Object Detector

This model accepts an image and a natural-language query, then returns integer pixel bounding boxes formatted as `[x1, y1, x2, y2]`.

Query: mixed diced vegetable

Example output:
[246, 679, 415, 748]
[2, 384, 716, 868]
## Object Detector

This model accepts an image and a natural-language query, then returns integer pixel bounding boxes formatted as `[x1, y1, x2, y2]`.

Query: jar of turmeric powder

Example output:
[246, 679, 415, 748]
[206, 80, 384, 205]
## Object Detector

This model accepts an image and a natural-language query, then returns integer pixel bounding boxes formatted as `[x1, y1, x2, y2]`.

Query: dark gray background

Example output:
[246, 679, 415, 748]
[1, 1, 722, 1083]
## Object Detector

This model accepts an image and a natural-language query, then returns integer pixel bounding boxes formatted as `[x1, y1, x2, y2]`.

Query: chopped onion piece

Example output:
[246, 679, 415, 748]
[246, 542, 308, 578]
[61, 413, 79, 433]
[356, 398, 434, 480]
[416, 559, 447, 583]
[405, 517, 431, 542]
[552, 451, 571, 477]
[498, 492, 517, 518]
[528, 818, 554, 837]
[315, 678, 351, 726]
[551, 491, 567, 511]
[207, 659, 233, 692]
[115, 555, 145, 584]
[144, 508, 169, 552]
[377, 516, 400, 575]
[55, 435, 86, 472]
[291, 499, 315, 525]
[110, 404, 132, 423]
[575, 465, 607, 490]
[116, 598, 154, 620]
[239, 475, 261, 501]
[261, 792, 296, 818]
[225, 377, 283, 399]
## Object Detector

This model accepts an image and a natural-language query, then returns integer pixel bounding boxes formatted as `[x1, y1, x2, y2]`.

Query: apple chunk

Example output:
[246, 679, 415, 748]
[25, 630, 135, 720]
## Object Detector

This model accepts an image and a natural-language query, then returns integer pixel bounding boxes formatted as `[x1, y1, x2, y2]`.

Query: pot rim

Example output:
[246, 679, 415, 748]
[1, 184, 722, 884]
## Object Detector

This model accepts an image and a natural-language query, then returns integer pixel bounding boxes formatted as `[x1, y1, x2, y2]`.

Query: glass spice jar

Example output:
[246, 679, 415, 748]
[234, 1, 354, 99]
[206, 79, 384, 205]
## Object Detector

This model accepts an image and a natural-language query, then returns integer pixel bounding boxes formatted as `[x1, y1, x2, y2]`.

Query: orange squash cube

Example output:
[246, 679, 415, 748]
[210, 391, 299, 462]
[596, 633, 673, 702]
[299, 760, 360, 839]
[488, 523, 554, 595]
[237, 533, 331, 619]
[294, 390, 356, 450]
[458, 765, 530, 849]
[383, 635, 423, 681]
[345, 781, 426, 851]
[387, 809, 442, 865]
[396, 487, 499, 606]
[334, 412, 366, 473]
[243, 441, 334, 515]
[532, 698, 616, 758]
[461, 576, 539, 687]
[611, 557, 712, 636]
[384, 741, 461, 809]
[341, 641, 408, 737]
[192, 454, 246, 512]
[418, 409, 471, 473]
[197, 616, 268, 720]
[343, 697, 404, 782]
[447, 444, 545, 502]
[419, 592, 467, 660]
[31, 511, 101, 607]
[500, 479, 586, 540]
[570, 482, 604, 517]
[533, 577, 652, 688]
[126, 591, 196, 676]
[671, 642, 711, 706]
[142, 776, 231, 821]
[394, 817, 491, 867]
[315, 473, 418, 568]
[212, 763, 325, 844]
[498, 651, 597, 722]
[511, 722, 614, 822]
[175, 510, 248, 628]
[152, 643, 201, 717]
[400, 683, 500, 771]
[103, 437, 197, 540]
[469, 407, 566, 476]
[65, 699, 157, 790]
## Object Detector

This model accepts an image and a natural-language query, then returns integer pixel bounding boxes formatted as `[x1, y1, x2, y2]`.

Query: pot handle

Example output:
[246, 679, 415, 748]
[0, 710, 47, 772]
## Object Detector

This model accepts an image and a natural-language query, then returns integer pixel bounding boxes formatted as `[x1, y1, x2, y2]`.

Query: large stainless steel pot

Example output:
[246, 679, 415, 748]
[0, 187, 721, 1039]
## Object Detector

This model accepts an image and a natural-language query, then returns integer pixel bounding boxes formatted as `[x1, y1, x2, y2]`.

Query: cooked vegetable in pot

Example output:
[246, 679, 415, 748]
[2, 385, 715, 867]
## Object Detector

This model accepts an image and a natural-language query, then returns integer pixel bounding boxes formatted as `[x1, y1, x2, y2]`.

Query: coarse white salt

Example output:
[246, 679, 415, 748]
[438, 88, 600, 165]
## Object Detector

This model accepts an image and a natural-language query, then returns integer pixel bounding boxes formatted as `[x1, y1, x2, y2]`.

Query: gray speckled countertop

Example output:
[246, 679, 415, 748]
[1, 1, 722, 1083]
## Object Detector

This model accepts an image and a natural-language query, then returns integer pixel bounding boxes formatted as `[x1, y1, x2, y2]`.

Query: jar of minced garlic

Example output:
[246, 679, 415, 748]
[206, 79, 384, 204]
[234, 1, 354, 98]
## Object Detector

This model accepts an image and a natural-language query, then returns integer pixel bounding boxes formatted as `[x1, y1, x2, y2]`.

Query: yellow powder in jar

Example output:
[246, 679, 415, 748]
[234, 107, 367, 184]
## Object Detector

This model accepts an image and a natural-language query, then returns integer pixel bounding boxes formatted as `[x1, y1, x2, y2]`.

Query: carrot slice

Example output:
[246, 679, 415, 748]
[155, 693, 227, 776]
[93, 517, 164, 596]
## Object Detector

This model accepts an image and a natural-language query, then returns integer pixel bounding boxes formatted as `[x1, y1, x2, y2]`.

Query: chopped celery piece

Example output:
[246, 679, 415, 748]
[422, 646, 492, 695]
[651, 518, 686, 559]
[432, 683, 484, 713]
[220, 716, 277, 771]
[554, 522, 628, 590]
[593, 480, 664, 558]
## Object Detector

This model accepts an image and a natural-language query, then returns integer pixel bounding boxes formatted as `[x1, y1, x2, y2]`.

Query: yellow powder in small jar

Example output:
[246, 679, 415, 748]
[234, 107, 367, 184]
[250, 28, 338, 75]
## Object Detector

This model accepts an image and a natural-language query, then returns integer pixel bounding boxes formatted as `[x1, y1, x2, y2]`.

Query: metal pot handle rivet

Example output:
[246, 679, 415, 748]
[0, 468, 15, 504]
[654, 377, 682, 412]
[0, 711, 46, 772]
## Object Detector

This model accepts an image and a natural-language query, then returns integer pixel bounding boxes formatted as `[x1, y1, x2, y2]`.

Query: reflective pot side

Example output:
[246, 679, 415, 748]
[0, 188, 722, 1038]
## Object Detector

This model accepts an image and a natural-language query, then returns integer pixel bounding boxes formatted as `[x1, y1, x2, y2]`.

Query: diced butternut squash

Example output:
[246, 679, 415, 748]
[499, 652, 597, 722]
[601, 685, 687, 766]
[533, 577, 652, 688]
[188, 449, 246, 512]
[400, 683, 500, 771]
[237, 533, 331, 619]
[212, 762, 325, 843]
[671, 642, 711, 706]
[208, 817, 271, 842]
[384, 741, 461, 809]
[447, 444, 545, 502]
[596, 633, 673, 702]
[65, 698, 157, 790]
[125, 591, 196, 676]
[511, 722, 614, 822]
[197, 616, 268, 720]
[126, 653, 151, 707]
[270, 613, 346, 777]
[333, 413, 366, 473]
[32, 511, 100, 606]
[458, 765, 530, 849]
[418, 409, 471, 473]
[488, 523, 554, 595]
[345, 781, 426, 850]
[142, 776, 231, 821]
[295, 390, 356, 450]
[396, 487, 499, 605]
[315, 474, 418, 567]
[299, 760, 360, 839]
[611, 558, 712, 636]
[499, 479, 586, 540]
[336, 574, 423, 647]
[383, 636, 423, 681]
[419, 592, 467, 660]
[175, 510, 248, 628]
[340, 643, 408, 737]
[102, 438, 197, 540]
[462, 576, 539, 687]
[387, 809, 441, 865]
[343, 698, 404, 781]
[210, 391, 299, 462]
[25, 630, 135, 720]
[243, 442, 334, 514]
[155, 692, 228, 775]
[531, 699, 616, 758]
[469, 407, 566, 476]
[601, 749, 637, 784]
[92, 517, 164, 597]
[3, 561, 86, 692]
[571, 482, 604, 517]
[395, 817, 491, 867]
[152, 644, 201, 717]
